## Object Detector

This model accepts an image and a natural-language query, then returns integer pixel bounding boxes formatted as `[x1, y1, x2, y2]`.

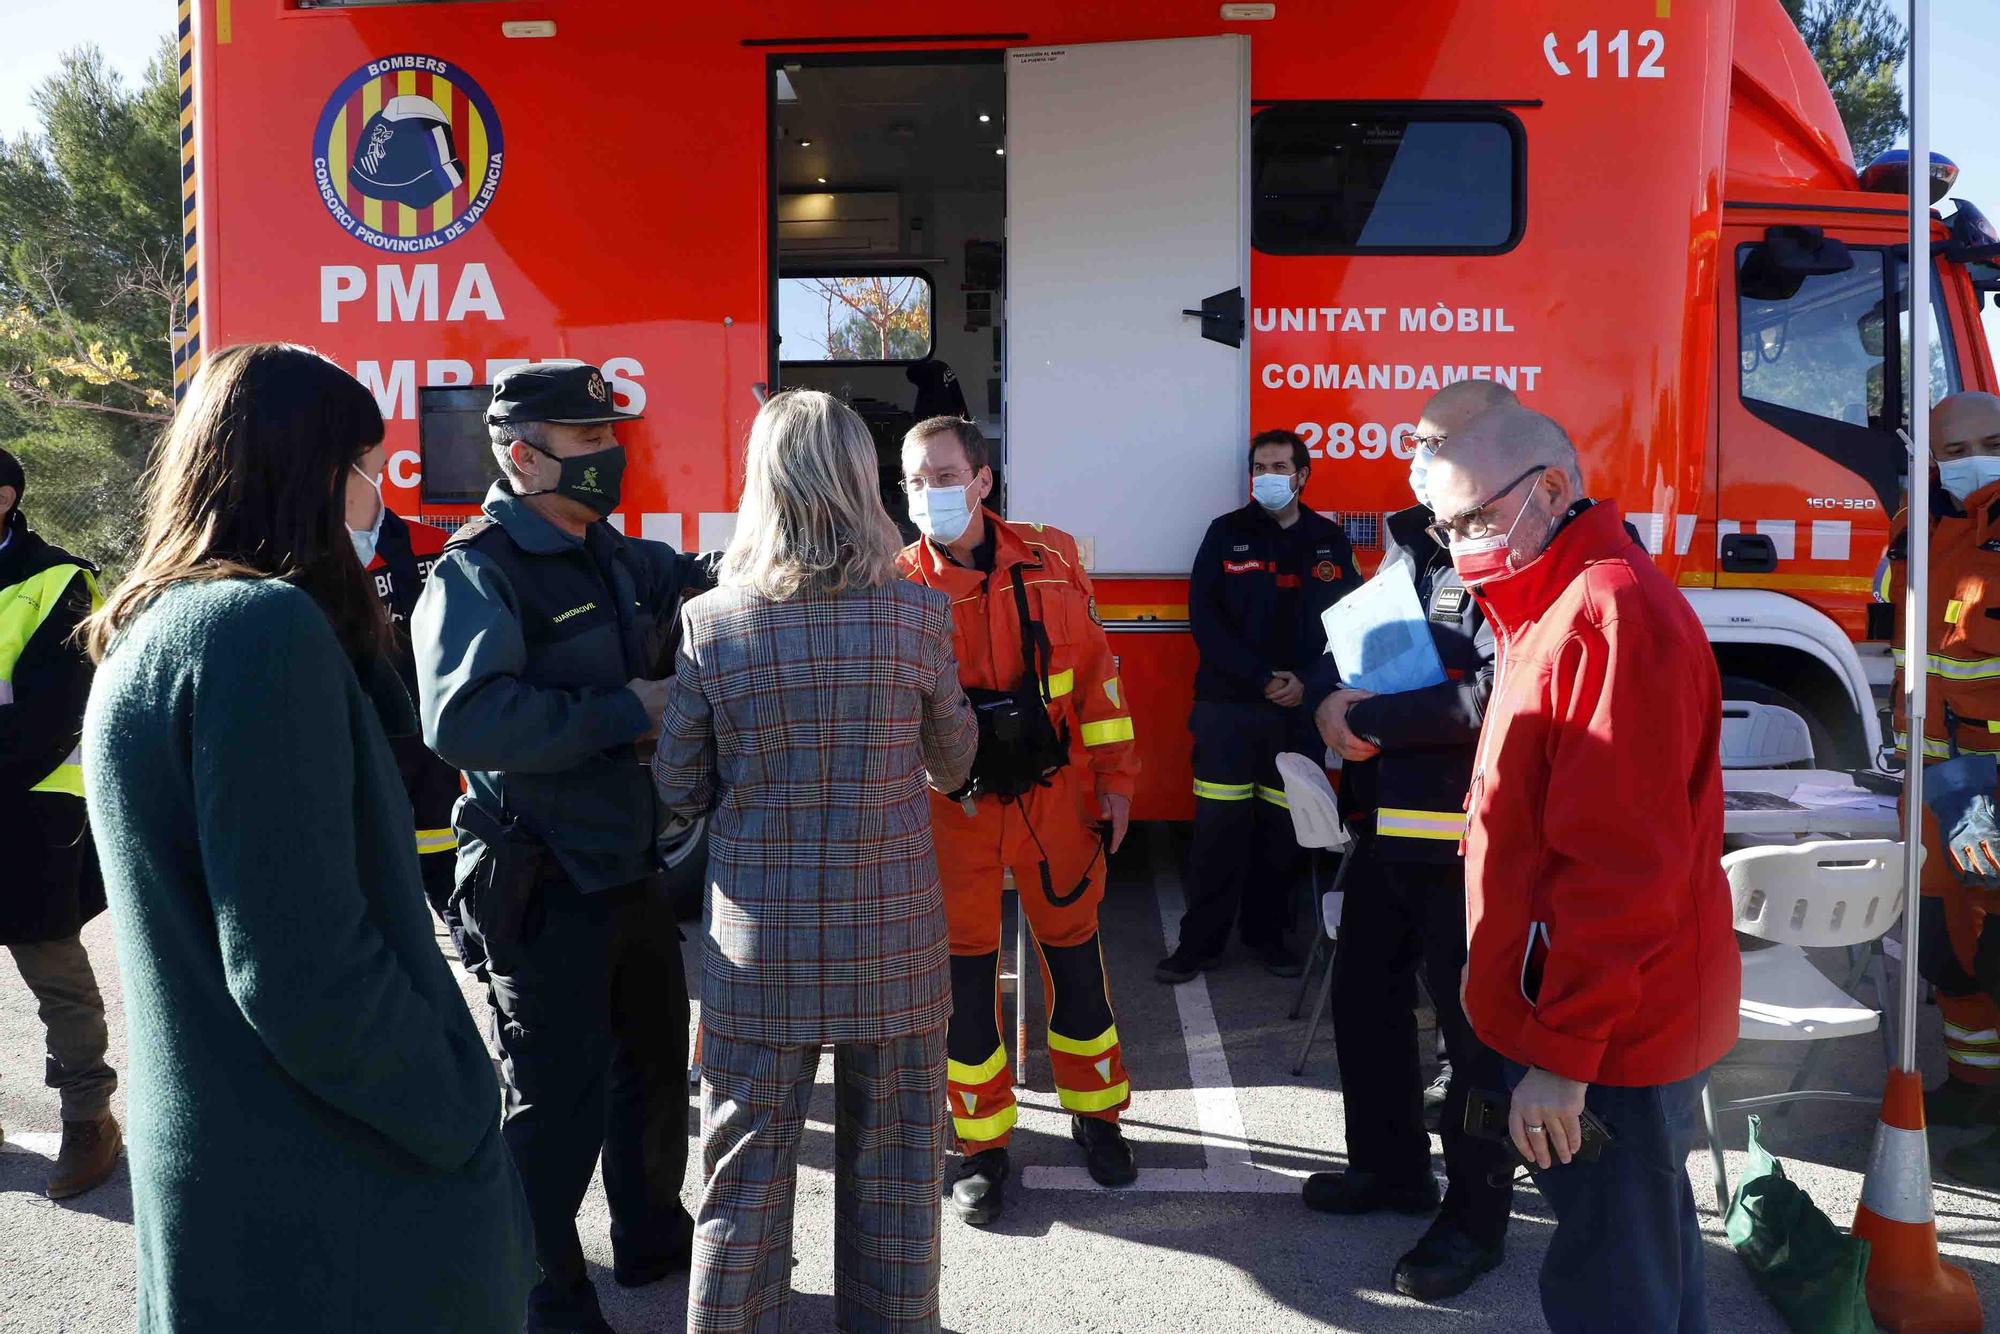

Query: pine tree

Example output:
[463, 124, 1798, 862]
[1783, 0, 1910, 165]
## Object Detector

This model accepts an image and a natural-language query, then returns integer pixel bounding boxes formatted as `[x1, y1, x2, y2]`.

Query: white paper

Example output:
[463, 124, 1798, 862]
[1320, 559, 1447, 696]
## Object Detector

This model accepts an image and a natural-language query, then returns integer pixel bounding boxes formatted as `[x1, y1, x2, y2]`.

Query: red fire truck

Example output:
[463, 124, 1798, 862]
[177, 0, 1999, 816]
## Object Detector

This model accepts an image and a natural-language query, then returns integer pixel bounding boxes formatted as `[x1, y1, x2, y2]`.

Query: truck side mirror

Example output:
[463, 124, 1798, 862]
[1740, 225, 1855, 302]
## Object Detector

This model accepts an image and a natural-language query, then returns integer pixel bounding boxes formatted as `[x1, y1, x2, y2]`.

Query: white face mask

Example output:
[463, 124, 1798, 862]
[909, 483, 974, 545]
[1251, 473, 1297, 511]
[1939, 455, 2000, 504]
[349, 463, 385, 567]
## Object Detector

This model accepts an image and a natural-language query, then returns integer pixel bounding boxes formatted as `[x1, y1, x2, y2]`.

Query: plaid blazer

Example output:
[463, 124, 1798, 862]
[653, 579, 976, 1044]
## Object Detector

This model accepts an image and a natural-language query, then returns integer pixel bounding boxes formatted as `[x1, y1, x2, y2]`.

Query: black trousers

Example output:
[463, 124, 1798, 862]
[1179, 699, 1314, 957]
[1331, 841, 1512, 1248]
[476, 869, 692, 1296]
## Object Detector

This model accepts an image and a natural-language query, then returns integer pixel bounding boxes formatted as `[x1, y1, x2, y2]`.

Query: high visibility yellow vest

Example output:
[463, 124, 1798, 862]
[0, 560, 103, 798]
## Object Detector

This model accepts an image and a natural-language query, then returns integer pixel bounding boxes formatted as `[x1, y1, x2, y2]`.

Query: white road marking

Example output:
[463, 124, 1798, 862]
[1023, 831, 1305, 1194]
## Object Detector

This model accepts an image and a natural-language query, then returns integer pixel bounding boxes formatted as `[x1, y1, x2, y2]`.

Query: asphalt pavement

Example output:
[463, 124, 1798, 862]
[4, 824, 1998, 1332]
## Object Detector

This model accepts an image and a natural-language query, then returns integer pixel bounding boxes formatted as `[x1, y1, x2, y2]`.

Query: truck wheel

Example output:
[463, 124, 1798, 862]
[1718, 674, 1842, 770]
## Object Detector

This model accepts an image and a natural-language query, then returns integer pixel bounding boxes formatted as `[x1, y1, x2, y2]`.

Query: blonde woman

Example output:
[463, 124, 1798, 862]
[654, 389, 976, 1334]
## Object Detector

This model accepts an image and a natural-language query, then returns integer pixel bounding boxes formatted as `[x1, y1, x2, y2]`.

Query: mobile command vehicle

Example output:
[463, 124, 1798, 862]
[177, 0, 2000, 814]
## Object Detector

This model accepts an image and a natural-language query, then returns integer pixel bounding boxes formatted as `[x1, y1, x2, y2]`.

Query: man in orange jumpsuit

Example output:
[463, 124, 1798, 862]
[897, 416, 1140, 1226]
[1881, 390, 2000, 1184]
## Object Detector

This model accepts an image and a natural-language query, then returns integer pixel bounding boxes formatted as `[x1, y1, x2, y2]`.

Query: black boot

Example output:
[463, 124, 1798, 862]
[1154, 944, 1222, 984]
[524, 1278, 613, 1334]
[1301, 1167, 1439, 1216]
[611, 1209, 695, 1288]
[1394, 1216, 1504, 1302]
[1071, 1115, 1138, 1186]
[949, 1147, 1010, 1226]
[1927, 1076, 2000, 1128]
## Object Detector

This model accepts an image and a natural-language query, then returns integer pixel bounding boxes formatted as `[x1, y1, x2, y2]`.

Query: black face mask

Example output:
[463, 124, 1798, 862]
[529, 442, 625, 517]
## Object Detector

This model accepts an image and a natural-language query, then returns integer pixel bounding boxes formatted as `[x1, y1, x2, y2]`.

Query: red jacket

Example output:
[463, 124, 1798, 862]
[1462, 500, 1739, 1087]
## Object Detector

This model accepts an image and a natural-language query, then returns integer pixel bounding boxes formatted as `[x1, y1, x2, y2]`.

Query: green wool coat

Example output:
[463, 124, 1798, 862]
[82, 578, 535, 1332]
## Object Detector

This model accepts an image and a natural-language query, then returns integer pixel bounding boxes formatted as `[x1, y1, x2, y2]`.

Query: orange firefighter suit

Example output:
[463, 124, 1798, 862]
[1883, 485, 2000, 1083]
[899, 513, 1140, 1150]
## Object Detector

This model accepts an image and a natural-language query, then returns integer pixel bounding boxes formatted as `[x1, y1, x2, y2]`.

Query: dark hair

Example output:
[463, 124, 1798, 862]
[86, 343, 389, 662]
[1249, 428, 1309, 473]
[0, 446, 22, 532]
[905, 415, 988, 473]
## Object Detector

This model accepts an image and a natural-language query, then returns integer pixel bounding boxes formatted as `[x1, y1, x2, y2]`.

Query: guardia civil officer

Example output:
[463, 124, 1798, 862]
[1298, 379, 1517, 1303]
[412, 362, 713, 1333]
[1158, 428, 1358, 983]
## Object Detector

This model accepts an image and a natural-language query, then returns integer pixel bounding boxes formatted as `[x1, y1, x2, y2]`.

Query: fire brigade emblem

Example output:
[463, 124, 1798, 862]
[587, 371, 609, 402]
[1314, 560, 1342, 582]
[312, 55, 504, 253]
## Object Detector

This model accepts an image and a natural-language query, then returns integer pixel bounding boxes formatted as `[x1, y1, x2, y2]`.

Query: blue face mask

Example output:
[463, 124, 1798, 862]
[348, 464, 384, 567]
[909, 484, 974, 545]
[1939, 455, 2000, 504]
[1251, 473, 1297, 511]
[1409, 444, 1435, 508]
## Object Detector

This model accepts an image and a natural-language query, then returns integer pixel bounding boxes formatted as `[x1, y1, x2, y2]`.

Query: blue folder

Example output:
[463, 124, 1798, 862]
[1320, 555, 1448, 696]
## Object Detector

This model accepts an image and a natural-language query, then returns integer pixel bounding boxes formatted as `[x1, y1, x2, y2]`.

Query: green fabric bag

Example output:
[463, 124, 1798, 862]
[1724, 1114, 1874, 1334]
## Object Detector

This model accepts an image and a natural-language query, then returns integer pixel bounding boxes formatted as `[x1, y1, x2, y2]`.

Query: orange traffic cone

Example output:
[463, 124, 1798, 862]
[1851, 1068, 1983, 1333]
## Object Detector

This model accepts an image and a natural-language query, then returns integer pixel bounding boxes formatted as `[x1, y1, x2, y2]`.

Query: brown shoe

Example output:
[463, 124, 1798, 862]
[47, 1114, 122, 1200]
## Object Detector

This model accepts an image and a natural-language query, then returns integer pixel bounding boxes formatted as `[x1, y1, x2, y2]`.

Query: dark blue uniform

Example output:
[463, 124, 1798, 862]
[413, 481, 714, 1319]
[1303, 504, 1512, 1251]
[1178, 503, 1358, 961]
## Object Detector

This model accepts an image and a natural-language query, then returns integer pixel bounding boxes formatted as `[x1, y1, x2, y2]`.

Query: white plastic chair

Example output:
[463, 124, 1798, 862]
[1275, 751, 1355, 1076]
[1719, 699, 1815, 769]
[1701, 838, 1906, 1211]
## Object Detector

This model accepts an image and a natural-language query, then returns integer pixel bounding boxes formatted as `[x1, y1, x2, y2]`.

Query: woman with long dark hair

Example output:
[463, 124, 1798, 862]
[81, 344, 534, 1331]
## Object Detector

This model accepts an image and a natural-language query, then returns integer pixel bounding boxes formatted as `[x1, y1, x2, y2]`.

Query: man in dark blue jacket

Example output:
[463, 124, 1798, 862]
[1159, 429, 1359, 982]
[1298, 379, 1517, 1304]
[413, 362, 715, 1333]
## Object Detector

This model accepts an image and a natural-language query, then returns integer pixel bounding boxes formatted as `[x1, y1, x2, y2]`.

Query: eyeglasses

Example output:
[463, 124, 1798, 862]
[899, 470, 974, 494]
[1425, 465, 1547, 548]
[1409, 431, 1449, 451]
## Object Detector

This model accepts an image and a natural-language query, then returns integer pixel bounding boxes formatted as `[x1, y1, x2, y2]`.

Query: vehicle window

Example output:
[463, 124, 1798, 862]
[778, 272, 934, 364]
[1738, 250, 1887, 428]
[1896, 261, 1962, 431]
[1252, 107, 1523, 255]
[1738, 251, 1961, 432]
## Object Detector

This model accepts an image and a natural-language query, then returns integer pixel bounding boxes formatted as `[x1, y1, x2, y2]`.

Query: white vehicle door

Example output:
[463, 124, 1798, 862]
[1004, 36, 1250, 576]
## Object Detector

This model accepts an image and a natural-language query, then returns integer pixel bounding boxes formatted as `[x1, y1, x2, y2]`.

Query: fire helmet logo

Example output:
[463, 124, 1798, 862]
[312, 55, 504, 253]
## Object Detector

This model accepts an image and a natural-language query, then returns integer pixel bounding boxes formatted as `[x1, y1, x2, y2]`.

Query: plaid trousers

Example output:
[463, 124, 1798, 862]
[689, 1027, 947, 1334]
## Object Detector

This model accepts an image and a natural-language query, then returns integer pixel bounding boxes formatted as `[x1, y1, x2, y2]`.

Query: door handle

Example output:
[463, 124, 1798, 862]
[1181, 286, 1245, 348]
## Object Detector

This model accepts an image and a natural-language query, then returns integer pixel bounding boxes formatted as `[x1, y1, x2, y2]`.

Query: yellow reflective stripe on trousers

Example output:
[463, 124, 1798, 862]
[952, 1103, 1018, 1142]
[415, 828, 457, 855]
[1376, 808, 1468, 840]
[1046, 1023, 1118, 1059]
[1194, 779, 1255, 801]
[1893, 647, 2000, 682]
[1046, 669, 1074, 699]
[1255, 785, 1289, 809]
[1058, 1081, 1131, 1113]
[1081, 716, 1134, 747]
[948, 1045, 1009, 1087]
[1944, 1023, 2000, 1046]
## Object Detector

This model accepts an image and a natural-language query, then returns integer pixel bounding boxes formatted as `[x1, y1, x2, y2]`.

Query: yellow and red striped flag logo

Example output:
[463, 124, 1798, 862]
[311, 53, 504, 254]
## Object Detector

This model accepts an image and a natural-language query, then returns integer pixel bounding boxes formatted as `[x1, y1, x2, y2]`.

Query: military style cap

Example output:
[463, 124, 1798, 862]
[486, 362, 640, 425]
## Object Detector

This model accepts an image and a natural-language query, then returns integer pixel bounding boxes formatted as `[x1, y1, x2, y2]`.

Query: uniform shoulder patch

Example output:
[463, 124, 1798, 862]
[1313, 560, 1345, 582]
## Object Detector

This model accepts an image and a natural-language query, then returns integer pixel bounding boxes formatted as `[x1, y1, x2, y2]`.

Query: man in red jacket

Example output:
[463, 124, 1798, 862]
[1426, 408, 1739, 1334]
